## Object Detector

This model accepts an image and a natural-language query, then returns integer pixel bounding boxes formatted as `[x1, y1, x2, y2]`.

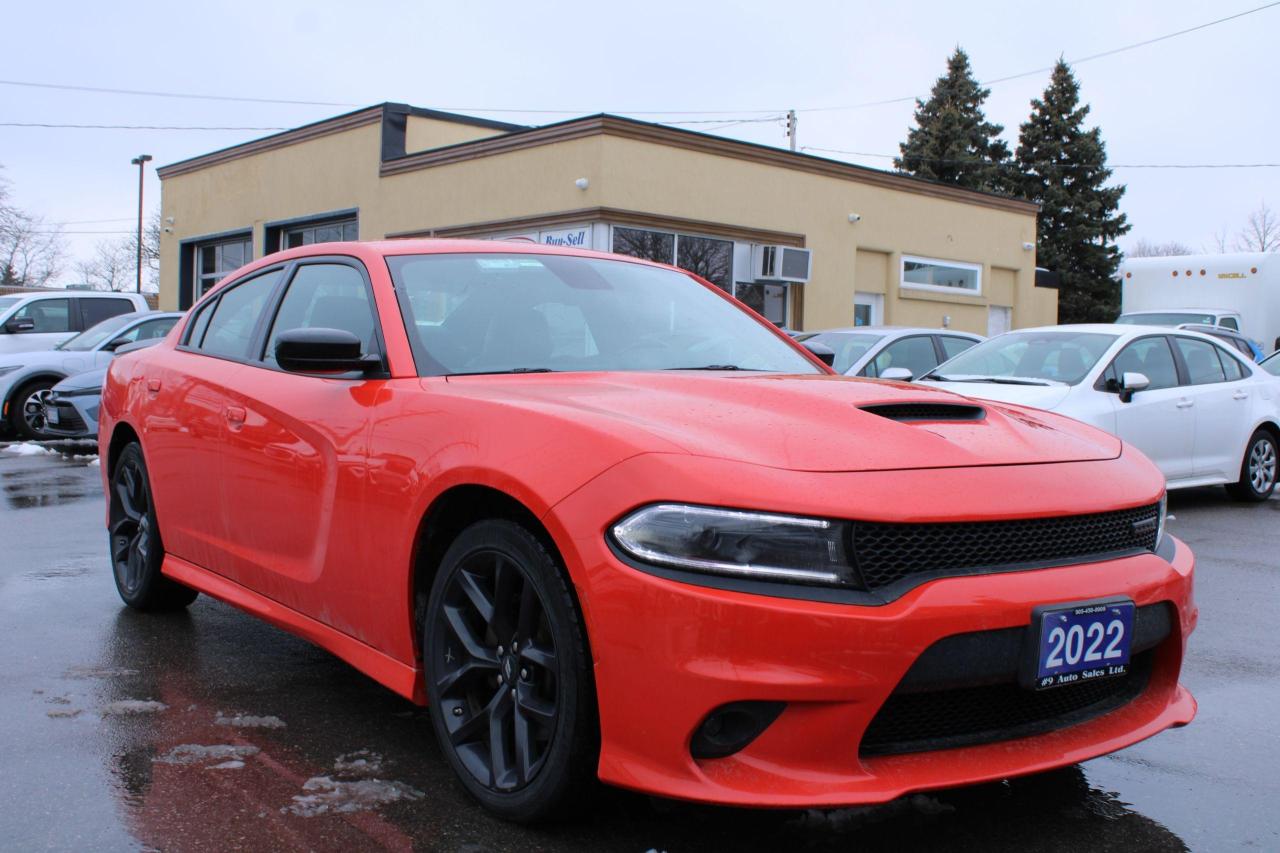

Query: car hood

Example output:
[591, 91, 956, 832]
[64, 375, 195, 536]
[0, 347, 92, 371]
[439, 372, 1119, 473]
[53, 366, 108, 393]
[918, 380, 1074, 411]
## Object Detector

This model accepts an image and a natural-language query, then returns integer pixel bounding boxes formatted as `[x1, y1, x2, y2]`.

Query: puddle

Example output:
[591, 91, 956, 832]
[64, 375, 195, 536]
[214, 713, 286, 729]
[284, 776, 424, 817]
[155, 744, 261, 766]
[3, 468, 100, 510]
[100, 700, 168, 716]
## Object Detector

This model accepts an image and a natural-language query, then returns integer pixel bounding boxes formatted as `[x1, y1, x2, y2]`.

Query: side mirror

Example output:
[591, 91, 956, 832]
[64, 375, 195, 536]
[3, 317, 36, 334]
[801, 340, 836, 367]
[880, 366, 914, 382]
[274, 327, 380, 374]
[102, 336, 132, 352]
[1118, 371, 1150, 403]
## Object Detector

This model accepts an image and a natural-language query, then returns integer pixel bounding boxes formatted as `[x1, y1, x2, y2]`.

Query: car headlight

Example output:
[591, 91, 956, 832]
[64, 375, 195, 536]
[610, 504, 855, 586]
[1155, 492, 1168, 550]
[0, 365, 22, 377]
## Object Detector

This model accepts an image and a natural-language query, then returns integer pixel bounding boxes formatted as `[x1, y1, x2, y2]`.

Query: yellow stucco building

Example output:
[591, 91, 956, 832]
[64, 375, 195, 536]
[157, 103, 1054, 333]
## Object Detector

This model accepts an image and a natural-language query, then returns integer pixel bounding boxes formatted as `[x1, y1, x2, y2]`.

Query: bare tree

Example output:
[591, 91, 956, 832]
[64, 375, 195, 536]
[1128, 238, 1192, 258]
[1203, 227, 1230, 254]
[1233, 201, 1280, 252]
[0, 174, 65, 287]
[75, 211, 161, 292]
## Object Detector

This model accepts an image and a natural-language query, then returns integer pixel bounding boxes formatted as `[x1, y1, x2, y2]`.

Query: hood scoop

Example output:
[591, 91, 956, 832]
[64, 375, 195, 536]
[859, 402, 986, 423]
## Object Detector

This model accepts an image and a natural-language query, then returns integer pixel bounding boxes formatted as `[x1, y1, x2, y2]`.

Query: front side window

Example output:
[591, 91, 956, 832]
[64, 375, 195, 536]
[120, 316, 180, 345]
[861, 335, 938, 379]
[264, 263, 378, 365]
[930, 331, 1117, 385]
[196, 270, 282, 359]
[386, 253, 820, 377]
[13, 298, 71, 333]
[1107, 336, 1179, 390]
[938, 335, 979, 361]
[1173, 337, 1227, 385]
[793, 331, 883, 375]
[901, 256, 981, 295]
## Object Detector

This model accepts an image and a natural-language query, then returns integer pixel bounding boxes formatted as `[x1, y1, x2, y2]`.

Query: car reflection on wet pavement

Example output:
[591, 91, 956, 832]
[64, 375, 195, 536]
[2, 447, 1277, 852]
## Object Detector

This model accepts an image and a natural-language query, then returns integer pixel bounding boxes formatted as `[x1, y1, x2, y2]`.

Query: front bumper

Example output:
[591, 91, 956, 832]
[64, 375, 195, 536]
[40, 391, 98, 438]
[549, 458, 1197, 808]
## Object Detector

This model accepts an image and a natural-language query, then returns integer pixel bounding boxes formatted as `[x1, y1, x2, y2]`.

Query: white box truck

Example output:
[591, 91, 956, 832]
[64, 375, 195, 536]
[1118, 252, 1279, 353]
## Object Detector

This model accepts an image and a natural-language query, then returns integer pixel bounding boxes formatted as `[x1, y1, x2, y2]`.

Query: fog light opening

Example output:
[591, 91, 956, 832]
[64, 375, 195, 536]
[689, 701, 786, 759]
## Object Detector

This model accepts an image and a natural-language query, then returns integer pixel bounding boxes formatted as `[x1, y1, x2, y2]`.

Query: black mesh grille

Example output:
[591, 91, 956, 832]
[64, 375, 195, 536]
[861, 651, 1153, 756]
[46, 402, 88, 435]
[853, 504, 1160, 592]
[859, 403, 985, 422]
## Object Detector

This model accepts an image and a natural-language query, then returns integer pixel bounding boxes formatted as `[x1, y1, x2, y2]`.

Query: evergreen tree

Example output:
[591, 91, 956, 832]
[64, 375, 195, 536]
[1014, 60, 1130, 323]
[895, 48, 1010, 193]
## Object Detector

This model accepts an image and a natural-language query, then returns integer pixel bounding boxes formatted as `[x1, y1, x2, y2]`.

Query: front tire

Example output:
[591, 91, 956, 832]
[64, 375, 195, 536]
[9, 378, 57, 440]
[1226, 429, 1278, 502]
[423, 519, 597, 822]
[108, 442, 198, 610]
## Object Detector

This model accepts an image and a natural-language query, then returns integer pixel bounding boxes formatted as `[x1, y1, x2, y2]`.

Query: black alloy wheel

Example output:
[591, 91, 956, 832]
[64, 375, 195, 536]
[424, 519, 596, 822]
[1226, 429, 1278, 502]
[108, 442, 198, 610]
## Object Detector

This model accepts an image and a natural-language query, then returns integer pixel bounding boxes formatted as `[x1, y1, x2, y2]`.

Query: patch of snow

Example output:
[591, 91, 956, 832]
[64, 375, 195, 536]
[64, 665, 139, 679]
[284, 776, 424, 817]
[99, 699, 168, 716]
[215, 713, 285, 729]
[333, 750, 383, 777]
[155, 744, 261, 766]
[87, 458, 101, 468]
[2, 442, 56, 456]
[209, 760, 246, 770]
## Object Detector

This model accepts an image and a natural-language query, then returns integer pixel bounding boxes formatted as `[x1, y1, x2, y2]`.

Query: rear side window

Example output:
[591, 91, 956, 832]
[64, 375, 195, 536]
[196, 270, 282, 360]
[80, 297, 136, 328]
[862, 335, 937, 378]
[263, 263, 378, 365]
[1173, 337, 1227, 385]
[13, 298, 71, 333]
[1218, 348, 1246, 381]
[938, 335, 978, 361]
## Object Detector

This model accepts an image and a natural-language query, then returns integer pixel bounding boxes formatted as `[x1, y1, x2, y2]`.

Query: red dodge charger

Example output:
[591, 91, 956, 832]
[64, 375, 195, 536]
[100, 241, 1196, 821]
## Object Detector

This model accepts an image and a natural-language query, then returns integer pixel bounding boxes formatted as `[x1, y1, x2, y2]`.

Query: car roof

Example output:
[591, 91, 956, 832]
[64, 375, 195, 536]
[804, 326, 982, 338]
[1005, 323, 1242, 346]
[1120, 308, 1237, 315]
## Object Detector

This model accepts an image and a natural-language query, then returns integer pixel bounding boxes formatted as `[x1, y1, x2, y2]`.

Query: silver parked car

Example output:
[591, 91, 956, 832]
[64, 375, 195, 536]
[793, 326, 984, 379]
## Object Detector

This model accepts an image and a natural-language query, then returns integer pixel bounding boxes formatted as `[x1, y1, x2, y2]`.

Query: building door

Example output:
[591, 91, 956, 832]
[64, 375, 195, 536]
[987, 305, 1012, 337]
[854, 292, 883, 326]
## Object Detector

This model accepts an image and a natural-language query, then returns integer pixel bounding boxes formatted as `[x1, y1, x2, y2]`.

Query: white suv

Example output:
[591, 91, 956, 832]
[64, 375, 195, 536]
[0, 291, 150, 355]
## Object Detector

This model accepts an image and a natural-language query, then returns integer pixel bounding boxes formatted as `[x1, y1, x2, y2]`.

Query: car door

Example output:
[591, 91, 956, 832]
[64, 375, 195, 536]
[141, 270, 283, 576]
[1171, 335, 1253, 481]
[1101, 335, 1196, 481]
[217, 259, 385, 624]
[0, 297, 75, 353]
[859, 335, 939, 379]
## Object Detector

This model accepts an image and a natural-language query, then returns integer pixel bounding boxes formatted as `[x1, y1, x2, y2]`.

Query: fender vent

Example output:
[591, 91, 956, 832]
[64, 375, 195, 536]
[858, 403, 986, 423]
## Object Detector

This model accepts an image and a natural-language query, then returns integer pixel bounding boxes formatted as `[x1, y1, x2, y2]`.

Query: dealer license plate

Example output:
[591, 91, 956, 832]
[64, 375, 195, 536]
[1032, 599, 1134, 689]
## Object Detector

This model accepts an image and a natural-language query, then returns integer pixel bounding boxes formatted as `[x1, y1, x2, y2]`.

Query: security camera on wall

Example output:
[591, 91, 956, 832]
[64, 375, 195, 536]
[848, 213, 862, 223]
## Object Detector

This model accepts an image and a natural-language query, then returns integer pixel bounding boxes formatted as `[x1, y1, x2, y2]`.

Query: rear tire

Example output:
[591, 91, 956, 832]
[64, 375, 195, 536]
[108, 442, 198, 610]
[1225, 429, 1278, 502]
[423, 519, 597, 822]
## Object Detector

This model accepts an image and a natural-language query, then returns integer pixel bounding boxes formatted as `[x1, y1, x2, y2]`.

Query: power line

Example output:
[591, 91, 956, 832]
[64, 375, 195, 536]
[0, 122, 288, 131]
[798, 1, 1280, 112]
[801, 146, 1280, 169]
[52, 217, 135, 225]
[25, 230, 134, 235]
[0, 79, 358, 108]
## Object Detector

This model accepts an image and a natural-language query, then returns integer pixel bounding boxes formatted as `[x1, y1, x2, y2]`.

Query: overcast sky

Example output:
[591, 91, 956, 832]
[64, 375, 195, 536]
[4, 0, 1277, 284]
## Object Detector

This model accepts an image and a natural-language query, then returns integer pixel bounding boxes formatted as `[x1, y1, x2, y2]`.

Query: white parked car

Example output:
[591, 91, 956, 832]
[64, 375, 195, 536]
[0, 311, 181, 439]
[919, 325, 1280, 500]
[794, 326, 983, 378]
[0, 290, 151, 355]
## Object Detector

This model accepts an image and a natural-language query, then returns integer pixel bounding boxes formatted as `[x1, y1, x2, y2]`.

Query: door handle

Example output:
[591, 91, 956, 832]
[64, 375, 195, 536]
[224, 406, 246, 426]
[1232, 390, 1249, 400]
[146, 379, 161, 397]
[1175, 399, 1195, 409]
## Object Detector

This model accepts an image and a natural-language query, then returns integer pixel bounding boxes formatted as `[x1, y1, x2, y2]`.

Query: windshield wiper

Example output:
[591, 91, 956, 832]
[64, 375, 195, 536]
[446, 367, 557, 376]
[666, 364, 765, 371]
[955, 376, 1054, 386]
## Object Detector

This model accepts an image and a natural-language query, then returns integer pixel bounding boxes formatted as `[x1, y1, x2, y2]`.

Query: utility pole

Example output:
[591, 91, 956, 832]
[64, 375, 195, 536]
[130, 154, 152, 293]
[786, 110, 797, 151]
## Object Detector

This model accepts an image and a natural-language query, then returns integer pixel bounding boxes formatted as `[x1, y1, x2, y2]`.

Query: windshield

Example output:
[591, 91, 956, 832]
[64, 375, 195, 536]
[386, 253, 822, 376]
[1263, 353, 1280, 377]
[1117, 312, 1215, 327]
[926, 331, 1118, 385]
[56, 313, 138, 351]
[793, 331, 884, 374]
[0, 297, 19, 316]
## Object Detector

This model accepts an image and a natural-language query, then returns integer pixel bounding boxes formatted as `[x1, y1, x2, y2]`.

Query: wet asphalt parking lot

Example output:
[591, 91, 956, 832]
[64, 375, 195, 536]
[1, 443, 1277, 853]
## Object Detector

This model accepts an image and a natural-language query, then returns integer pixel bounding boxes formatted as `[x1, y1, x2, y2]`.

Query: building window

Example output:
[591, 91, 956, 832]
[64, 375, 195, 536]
[611, 226, 733, 292]
[281, 218, 358, 251]
[195, 236, 253, 299]
[901, 255, 982, 295]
